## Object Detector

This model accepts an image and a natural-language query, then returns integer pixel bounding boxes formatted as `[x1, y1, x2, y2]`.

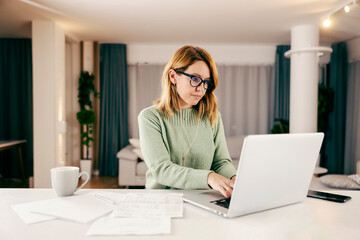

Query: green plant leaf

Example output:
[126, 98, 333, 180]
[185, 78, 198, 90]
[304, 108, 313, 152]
[77, 110, 96, 125]
[271, 118, 289, 134]
[77, 71, 100, 159]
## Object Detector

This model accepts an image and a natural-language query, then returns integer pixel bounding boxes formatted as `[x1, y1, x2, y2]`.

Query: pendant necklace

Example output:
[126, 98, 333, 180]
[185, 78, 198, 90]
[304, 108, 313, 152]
[180, 107, 200, 166]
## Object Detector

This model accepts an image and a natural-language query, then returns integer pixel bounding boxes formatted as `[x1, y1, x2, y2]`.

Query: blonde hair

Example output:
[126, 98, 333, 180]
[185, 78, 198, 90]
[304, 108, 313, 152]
[155, 45, 218, 126]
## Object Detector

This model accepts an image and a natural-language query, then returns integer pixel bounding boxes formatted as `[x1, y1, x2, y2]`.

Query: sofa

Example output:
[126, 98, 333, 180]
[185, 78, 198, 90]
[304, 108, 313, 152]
[117, 139, 147, 187]
[117, 136, 246, 187]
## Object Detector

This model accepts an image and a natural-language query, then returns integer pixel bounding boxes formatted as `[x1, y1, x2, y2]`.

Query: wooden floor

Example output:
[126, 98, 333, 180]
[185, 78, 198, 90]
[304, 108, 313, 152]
[81, 175, 121, 189]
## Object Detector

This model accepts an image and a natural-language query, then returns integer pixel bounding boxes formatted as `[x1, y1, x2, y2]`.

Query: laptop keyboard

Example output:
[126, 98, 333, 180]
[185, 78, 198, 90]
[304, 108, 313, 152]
[211, 197, 231, 209]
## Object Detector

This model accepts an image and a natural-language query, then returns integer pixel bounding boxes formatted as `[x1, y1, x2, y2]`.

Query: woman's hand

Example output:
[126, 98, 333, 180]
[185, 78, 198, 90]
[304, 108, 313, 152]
[207, 172, 234, 198]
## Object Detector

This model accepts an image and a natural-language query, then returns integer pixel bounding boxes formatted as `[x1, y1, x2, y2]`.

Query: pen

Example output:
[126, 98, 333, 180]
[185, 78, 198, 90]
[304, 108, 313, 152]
[94, 194, 116, 205]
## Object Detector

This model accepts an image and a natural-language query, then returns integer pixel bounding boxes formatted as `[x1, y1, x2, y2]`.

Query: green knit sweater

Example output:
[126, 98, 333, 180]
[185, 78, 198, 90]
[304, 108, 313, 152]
[138, 105, 237, 190]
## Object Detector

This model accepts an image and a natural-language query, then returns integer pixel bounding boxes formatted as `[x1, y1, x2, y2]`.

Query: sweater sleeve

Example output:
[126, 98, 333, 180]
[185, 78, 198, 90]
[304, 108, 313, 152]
[211, 112, 237, 179]
[138, 108, 212, 189]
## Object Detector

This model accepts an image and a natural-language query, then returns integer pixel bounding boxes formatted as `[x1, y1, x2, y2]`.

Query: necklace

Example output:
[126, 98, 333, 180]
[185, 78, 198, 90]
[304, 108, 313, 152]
[180, 108, 200, 166]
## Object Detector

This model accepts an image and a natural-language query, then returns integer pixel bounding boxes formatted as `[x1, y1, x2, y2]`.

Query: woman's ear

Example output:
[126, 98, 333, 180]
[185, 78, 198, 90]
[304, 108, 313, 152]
[169, 69, 177, 85]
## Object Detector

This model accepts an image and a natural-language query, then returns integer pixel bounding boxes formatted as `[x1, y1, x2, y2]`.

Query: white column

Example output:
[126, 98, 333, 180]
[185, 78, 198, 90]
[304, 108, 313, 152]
[32, 20, 65, 187]
[289, 25, 319, 133]
[65, 40, 81, 167]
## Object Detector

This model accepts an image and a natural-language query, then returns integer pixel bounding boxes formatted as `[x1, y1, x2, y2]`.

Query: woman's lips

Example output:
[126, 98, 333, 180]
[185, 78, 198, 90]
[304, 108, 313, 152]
[192, 94, 202, 99]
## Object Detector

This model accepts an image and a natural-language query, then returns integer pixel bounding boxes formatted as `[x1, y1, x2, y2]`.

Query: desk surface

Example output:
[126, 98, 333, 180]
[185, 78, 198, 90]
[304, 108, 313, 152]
[1, 179, 359, 240]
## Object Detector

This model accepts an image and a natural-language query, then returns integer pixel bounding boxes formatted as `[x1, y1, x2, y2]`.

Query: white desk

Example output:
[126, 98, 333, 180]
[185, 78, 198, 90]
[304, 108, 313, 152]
[1, 179, 359, 240]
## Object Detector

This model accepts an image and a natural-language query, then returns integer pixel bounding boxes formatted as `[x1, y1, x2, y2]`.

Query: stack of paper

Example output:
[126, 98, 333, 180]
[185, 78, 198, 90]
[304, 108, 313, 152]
[86, 192, 183, 236]
[12, 201, 56, 224]
[112, 192, 183, 218]
[12, 192, 183, 236]
[12, 194, 114, 224]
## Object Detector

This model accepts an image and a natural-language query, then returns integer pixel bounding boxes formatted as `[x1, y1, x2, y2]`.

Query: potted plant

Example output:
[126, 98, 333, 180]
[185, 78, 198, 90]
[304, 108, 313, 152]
[270, 84, 334, 171]
[76, 71, 99, 179]
[317, 85, 334, 133]
[271, 118, 289, 134]
[271, 84, 334, 134]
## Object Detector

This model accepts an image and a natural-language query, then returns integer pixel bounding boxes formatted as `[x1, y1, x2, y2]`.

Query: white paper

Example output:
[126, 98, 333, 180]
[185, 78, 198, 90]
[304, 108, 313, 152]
[111, 193, 183, 218]
[31, 194, 114, 223]
[12, 201, 56, 224]
[86, 217, 171, 236]
[91, 192, 127, 204]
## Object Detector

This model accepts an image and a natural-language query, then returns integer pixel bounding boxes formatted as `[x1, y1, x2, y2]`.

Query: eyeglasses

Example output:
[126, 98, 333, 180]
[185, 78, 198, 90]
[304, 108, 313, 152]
[176, 71, 213, 90]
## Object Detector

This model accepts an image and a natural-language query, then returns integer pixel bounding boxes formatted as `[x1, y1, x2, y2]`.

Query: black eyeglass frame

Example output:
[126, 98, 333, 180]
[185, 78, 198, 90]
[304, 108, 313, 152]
[175, 71, 213, 90]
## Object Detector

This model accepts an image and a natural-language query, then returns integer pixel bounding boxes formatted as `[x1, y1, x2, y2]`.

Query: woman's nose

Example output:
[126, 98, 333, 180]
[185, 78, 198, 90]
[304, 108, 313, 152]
[195, 85, 204, 92]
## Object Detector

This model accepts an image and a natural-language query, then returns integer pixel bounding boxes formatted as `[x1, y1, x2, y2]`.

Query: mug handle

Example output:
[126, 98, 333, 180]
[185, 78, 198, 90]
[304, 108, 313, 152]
[75, 172, 89, 193]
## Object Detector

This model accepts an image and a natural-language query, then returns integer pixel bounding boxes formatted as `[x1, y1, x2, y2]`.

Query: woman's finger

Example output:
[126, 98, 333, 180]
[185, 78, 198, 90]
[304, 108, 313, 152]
[228, 179, 234, 188]
[219, 189, 228, 198]
[222, 184, 233, 197]
[207, 172, 235, 197]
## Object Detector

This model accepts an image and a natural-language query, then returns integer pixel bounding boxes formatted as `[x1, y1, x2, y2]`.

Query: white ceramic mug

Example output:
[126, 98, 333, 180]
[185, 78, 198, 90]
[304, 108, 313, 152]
[51, 166, 89, 197]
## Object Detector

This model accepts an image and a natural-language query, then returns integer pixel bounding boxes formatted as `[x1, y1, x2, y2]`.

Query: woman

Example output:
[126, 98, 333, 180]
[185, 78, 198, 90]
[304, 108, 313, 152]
[138, 46, 236, 197]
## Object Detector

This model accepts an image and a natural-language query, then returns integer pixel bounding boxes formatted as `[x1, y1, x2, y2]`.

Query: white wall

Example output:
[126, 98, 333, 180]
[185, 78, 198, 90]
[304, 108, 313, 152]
[125, 43, 334, 65]
[126, 44, 276, 65]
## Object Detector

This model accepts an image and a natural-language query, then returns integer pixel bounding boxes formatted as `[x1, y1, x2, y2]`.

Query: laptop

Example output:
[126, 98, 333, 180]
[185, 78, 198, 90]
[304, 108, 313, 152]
[183, 133, 324, 218]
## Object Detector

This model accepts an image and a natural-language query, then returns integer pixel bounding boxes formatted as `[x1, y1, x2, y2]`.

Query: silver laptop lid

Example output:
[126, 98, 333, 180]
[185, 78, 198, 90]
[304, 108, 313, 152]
[228, 133, 324, 217]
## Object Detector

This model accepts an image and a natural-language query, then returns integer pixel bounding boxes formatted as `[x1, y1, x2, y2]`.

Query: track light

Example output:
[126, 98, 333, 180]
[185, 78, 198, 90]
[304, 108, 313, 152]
[323, 17, 331, 27]
[345, 0, 358, 12]
[321, 0, 358, 28]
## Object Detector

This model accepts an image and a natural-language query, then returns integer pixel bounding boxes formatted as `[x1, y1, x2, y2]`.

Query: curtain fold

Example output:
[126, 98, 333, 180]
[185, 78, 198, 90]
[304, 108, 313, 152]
[273, 45, 291, 122]
[325, 42, 348, 174]
[99, 44, 128, 176]
[127, 64, 164, 138]
[0, 38, 33, 178]
[344, 61, 360, 174]
[216, 65, 275, 136]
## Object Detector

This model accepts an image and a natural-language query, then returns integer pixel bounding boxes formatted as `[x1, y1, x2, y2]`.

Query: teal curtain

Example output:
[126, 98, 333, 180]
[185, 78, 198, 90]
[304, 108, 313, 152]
[0, 38, 33, 178]
[318, 64, 331, 168]
[274, 45, 291, 122]
[99, 44, 129, 176]
[324, 42, 348, 174]
[344, 61, 360, 174]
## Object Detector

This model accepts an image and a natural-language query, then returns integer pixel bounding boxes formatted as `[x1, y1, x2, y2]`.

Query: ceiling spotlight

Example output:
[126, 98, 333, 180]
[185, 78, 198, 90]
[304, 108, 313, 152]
[323, 18, 331, 27]
[321, 0, 358, 27]
[344, 5, 350, 12]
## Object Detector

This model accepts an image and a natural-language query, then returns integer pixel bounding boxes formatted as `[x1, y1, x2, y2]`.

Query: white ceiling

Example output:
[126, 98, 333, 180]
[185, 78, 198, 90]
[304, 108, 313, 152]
[1, 0, 360, 45]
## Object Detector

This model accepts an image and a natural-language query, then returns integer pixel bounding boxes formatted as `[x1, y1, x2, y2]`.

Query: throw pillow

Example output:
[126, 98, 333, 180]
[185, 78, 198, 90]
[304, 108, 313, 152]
[348, 174, 360, 185]
[319, 174, 360, 190]
[132, 148, 144, 161]
[129, 138, 140, 148]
